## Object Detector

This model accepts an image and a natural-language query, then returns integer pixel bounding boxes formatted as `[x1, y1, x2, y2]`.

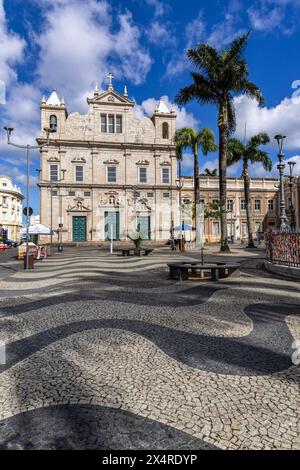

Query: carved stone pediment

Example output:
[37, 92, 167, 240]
[71, 156, 86, 163]
[99, 191, 120, 207]
[136, 160, 150, 166]
[103, 159, 119, 165]
[47, 156, 60, 162]
[87, 90, 134, 106]
[67, 197, 91, 212]
[160, 160, 171, 166]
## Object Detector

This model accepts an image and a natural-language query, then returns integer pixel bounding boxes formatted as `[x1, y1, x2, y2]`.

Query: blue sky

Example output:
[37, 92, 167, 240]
[1, 0, 300, 215]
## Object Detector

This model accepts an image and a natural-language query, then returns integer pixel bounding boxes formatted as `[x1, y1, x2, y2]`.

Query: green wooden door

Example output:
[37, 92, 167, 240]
[137, 216, 151, 240]
[104, 212, 120, 240]
[73, 216, 87, 241]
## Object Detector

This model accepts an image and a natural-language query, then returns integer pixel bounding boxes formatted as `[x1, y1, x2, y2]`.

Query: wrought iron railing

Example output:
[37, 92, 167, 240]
[265, 231, 300, 268]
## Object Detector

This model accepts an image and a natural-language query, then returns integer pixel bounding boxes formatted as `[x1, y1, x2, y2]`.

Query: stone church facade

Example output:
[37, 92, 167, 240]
[38, 80, 179, 244]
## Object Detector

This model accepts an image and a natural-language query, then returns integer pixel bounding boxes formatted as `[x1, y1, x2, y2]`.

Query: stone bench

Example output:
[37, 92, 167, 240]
[168, 262, 240, 281]
[121, 248, 154, 257]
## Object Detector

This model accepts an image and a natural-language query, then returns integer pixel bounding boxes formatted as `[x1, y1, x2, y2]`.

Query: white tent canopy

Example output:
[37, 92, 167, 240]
[21, 224, 52, 235]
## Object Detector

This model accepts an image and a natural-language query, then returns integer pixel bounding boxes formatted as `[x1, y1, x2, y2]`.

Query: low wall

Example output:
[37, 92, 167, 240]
[264, 260, 300, 280]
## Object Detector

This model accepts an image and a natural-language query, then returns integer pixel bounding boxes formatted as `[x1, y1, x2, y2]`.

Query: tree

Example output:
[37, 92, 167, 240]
[175, 32, 264, 252]
[174, 127, 217, 246]
[201, 168, 217, 176]
[227, 133, 271, 248]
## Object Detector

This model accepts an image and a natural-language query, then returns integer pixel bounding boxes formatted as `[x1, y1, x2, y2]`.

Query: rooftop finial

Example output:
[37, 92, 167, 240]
[94, 83, 99, 96]
[107, 72, 114, 91]
[124, 85, 128, 98]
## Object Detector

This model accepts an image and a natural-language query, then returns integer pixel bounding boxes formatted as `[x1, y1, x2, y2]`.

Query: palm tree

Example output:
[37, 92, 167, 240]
[201, 168, 217, 176]
[227, 133, 272, 248]
[174, 127, 217, 246]
[175, 32, 264, 252]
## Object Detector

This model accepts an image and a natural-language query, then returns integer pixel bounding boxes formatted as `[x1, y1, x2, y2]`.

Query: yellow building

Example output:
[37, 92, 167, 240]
[0, 176, 24, 242]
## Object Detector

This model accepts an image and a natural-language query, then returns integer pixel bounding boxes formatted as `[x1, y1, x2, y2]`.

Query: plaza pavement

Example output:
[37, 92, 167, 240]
[0, 245, 299, 450]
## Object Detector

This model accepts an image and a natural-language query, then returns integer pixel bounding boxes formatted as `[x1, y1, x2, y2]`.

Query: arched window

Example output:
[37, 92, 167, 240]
[162, 122, 169, 139]
[50, 115, 58, 131]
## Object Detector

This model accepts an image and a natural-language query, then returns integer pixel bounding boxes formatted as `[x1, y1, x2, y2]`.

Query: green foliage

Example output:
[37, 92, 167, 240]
[175, 32, 264, 135]
[227, 132, 272, 173]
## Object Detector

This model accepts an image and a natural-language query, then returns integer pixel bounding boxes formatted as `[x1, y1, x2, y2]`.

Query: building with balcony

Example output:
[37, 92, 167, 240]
[0, 176, 24, 242]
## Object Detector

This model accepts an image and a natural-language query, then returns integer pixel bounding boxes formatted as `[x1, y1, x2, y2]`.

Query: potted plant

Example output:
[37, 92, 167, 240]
[126, 228, 148, 256]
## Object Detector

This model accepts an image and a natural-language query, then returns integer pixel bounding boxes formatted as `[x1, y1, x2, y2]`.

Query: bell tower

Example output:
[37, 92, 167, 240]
[40, 89, 68, 139]
[151, 99, 176, 145]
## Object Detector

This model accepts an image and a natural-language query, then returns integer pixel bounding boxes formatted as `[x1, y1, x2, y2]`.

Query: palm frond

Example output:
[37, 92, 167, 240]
[224, 31, 251, 66]
[197, 128, 218, 155]
[227, 138, 244, 165]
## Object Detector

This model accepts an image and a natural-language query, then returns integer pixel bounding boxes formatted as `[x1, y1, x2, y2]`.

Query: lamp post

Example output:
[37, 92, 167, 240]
[4, 126, 55, 269]
[58, 170, 66, 252]
[37, 168, 66, 254]
[176, 177, 184, 251]
[287, 161, 296, 230]
[274, 134, 290, 232]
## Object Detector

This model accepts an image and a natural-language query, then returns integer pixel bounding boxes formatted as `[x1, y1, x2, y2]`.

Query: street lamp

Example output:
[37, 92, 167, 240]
[37, 168, 66, 254]
[4, 126, 55, 269]
[274, 134, 290, 231]
[58, 170, 66, 252]
[287, 161, 296, 230]
[176, 177, 184, 251]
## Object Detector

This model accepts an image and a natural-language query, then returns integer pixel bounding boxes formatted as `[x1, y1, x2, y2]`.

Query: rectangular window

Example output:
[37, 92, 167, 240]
[163, 192, 170, 198]
[212, 199, 219, 205]
[147, 192, 154, 198]
[52, 190, 58, 197]
[227, 199, 234, 211]
[84, 191, 91, 197]
[50, 164, 58, 182]
[212, 222, 220, 235]
[116, 115, 122, 133]
[101, 114, 107, 133]
[2, 212, 7, 221]
[108, 115, 114, 133]
[76, 165, 83, 182]
[139, 167, 147, 183]
[162, 167, 170, 184]
[254, 199, 261, 211]
[107, 166, 117, 183]
[268, 199, 274, 211]
[241, 199, 246, 211]
[69, 191, 75, 196]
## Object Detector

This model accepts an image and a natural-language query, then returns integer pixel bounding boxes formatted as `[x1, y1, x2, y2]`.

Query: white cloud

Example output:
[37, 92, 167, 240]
[133, 95, 199, 129]
[144, 0, 166, 17]
[166, 9, 245, 77]
[248, 155, 300, 178]
[146, 21, 176, 47]
[0, 0, 25, 85]
[248, 6, 284, 32]
[234, 94, 300, 150]
[0, 162, 38, 187]
[35, 0, 152, 112]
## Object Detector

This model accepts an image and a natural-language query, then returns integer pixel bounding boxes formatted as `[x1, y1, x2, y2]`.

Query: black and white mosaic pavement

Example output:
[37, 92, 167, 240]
[0, 247, 299, 450]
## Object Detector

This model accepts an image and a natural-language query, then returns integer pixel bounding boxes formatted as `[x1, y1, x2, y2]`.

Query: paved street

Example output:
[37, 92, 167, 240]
[0, 246, 299, 450]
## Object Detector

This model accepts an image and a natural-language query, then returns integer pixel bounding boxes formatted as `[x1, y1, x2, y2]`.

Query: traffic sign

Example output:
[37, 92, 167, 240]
[23, 207, 33, 217]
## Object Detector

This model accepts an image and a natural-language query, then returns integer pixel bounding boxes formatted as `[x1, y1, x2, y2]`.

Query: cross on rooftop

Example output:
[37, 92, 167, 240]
[107, 72, 114, 89]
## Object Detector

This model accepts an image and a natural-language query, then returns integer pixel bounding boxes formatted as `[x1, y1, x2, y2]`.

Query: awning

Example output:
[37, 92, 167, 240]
[21, 224, 53, 235]
[174, 224, 195, 231]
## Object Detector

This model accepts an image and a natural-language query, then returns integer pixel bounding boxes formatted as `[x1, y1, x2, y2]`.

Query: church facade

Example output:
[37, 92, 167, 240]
[38, 79, 179, 244]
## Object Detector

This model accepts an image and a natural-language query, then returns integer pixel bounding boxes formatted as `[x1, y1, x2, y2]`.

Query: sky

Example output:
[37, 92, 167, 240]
[1, 0, 300, 215]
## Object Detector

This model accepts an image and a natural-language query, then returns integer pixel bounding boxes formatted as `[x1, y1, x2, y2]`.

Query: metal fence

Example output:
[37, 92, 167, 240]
[265, 231, 300, 267]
